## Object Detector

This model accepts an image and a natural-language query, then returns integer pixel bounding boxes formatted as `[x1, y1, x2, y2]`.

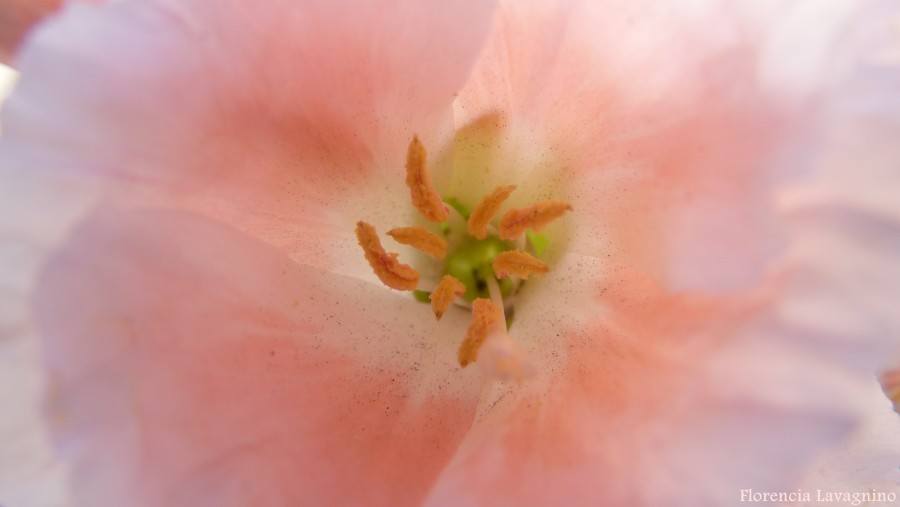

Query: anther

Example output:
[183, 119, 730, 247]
[458, 298, 502, 367]
[355, 221, 420, 291]
[405, 136, 450, 223]
[430, 275, 466, 320]
[498, 200, 572, 240]
[468, 185, 516, 240]
[492, 250, 549, 279]
[387, 226, 447, 259]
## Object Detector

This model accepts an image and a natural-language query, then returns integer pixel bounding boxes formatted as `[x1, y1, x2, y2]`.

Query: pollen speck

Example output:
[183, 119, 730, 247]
[468, 185, 516, 240]
[498, 200, 572, 240]
[387, 226, 447, 259]
[405, 136, 450, 223]
[429, 275, 466, 320]
[458, 298, 502, 367]
[492, 250, 549, 279]
[355, 221, 420, 291]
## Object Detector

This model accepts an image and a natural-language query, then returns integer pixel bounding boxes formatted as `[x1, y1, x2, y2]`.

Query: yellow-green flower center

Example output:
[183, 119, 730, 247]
[355, 136, 571, 375]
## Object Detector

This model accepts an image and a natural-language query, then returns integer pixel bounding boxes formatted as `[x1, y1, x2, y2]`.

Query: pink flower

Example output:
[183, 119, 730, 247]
[1, 0, 899, 506]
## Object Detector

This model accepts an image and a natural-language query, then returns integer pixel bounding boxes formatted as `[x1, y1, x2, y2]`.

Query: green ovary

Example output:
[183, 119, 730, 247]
[443, 236, 514, 302]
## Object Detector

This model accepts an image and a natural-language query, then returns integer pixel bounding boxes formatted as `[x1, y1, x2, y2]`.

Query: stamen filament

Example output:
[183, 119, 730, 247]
[515, 234, 527, 252]
[485, 275, 506, 327]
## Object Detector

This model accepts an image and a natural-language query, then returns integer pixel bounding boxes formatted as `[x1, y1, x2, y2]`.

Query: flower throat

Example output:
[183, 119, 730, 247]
[356, 136, 571, 377]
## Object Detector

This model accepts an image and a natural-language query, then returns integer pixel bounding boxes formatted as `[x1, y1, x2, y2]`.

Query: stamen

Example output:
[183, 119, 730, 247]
[468, 185, 517, 240]
[387, 226, 447, 260]
[458, 298, 502, 367]
[498, 200, 572, 240]
[484, 275, 505, 315]
[405, 136, 450, 223]
[492, 250, 549, 279]
[429, 275, 466, 320]
[355, 221, 420, 291]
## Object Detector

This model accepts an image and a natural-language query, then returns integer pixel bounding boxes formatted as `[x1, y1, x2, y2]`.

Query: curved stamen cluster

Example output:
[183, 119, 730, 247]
[356, 136, 572, 371]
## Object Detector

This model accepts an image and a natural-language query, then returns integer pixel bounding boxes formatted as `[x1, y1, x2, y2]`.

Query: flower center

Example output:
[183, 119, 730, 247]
[355, 136, 571, 381]
[441, 235, 515, 303]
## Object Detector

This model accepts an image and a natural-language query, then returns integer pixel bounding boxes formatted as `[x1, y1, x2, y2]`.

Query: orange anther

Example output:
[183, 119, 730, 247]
[458, 298, 502, 367]
[387, 226, 447, 260]
[355, 221, 420, 291]
[467, 185, 516, 240]
[429, 275, 466, 320]
[492, 250, 549, 280]
[498, 200, 572, 240]
[405, 136, 449, 223]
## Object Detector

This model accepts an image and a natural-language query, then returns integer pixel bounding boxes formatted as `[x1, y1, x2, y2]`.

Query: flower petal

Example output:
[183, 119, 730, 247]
[451, 0, 862, 294]
[0, 0, 60, 64]
[444, 20, 900, 503]
[794, 379, 900, 501]
[34, 208, 483, 507]
[5, 0, 494, 276]
[423, 256, 872, 507]
[0, 141, 94, 507]
[0, 303, 68, 507]
[774, 0, 900, 371]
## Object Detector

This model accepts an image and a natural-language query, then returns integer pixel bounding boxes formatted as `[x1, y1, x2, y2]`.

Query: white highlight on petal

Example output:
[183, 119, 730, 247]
[757, 0, 857, 99]
[0, 63, 18, 133]
[0, 63, 16, 98]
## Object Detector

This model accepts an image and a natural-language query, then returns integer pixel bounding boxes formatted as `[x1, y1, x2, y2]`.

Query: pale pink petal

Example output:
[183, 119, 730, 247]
[794, 380, 900, 504]
[4, 0, 494, 276]
[423, 257, 874, 507]
[775, 0, 900, 369]
[0, 298, 68, 507]
[34, 208, 483, 507]
[449, 0, 863, 294]
[773, 12, 900, 498]
[0, 0, 60, 64]
[0, 85, 93, 505]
